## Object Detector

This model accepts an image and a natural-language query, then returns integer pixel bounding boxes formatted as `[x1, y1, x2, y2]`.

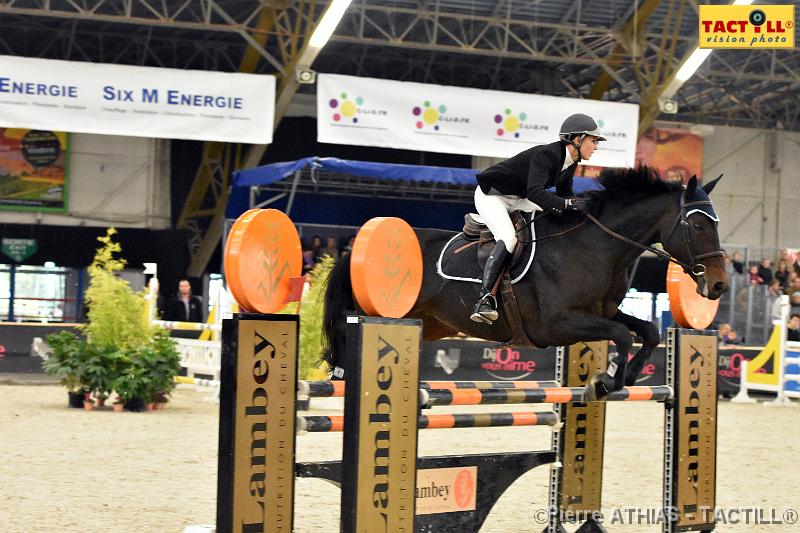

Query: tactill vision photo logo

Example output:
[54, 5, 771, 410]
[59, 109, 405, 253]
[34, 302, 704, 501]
[699, 4, 794, 49]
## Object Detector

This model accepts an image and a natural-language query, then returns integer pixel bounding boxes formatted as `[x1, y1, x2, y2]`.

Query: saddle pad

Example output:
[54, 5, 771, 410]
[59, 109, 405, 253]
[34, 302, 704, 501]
[436, 225, 536, 284]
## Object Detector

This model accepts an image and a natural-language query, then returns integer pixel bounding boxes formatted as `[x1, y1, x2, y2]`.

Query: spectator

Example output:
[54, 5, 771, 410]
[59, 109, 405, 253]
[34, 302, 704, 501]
[788, 314, 800, 342]
[757, 258, 773, 285]
[302, 247, 315, 274]
[165, 279, 204, 322]
[718, 323, 741, 345]
[785, 276, 800, 296]
[340, 235, 355, 257]
[775, 260, 790, 288]
[768, 279, 783, 297]
[318, 237, 340, 262]
[310, 235, 324, 263]
[730, 251, 744, 274]
[748, 265, 763, 285]
[724, 255, 736, 277]
[792, 292, 800, 317]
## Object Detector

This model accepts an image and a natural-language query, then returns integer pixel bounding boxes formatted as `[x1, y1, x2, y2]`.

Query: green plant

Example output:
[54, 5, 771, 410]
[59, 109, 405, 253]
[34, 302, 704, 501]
[82, 228, 155, 351]
[42, 331, 89, 392]
[131, 330, 181, 402]
[296, 255, 335, 380]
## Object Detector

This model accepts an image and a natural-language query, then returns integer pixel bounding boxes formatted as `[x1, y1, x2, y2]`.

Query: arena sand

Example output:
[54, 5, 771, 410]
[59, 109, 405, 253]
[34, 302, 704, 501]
[2, 384, 799, 532]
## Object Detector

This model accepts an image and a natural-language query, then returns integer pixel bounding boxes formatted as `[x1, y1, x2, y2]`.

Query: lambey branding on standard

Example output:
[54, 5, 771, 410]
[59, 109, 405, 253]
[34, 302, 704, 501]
[559, 342, 606, 514]
[233, 319, 298, 533]
[675, 336, 717, 528]
[354, 322, 420, 533]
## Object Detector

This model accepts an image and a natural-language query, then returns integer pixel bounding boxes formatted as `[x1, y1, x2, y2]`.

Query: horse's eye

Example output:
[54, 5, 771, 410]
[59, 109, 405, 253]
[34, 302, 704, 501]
[693, 223, 703, 231]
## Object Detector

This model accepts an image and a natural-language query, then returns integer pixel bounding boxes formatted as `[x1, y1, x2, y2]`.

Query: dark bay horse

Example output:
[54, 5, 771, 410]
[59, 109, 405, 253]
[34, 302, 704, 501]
[323, 167, 728, 399]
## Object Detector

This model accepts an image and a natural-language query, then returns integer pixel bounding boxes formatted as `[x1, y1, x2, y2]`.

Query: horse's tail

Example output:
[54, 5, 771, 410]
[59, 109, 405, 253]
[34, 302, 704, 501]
[321, 252, 354, 371]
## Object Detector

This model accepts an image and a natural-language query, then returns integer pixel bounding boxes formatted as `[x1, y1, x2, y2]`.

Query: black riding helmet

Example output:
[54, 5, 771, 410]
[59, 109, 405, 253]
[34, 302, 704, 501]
[559, 113, 606, 162]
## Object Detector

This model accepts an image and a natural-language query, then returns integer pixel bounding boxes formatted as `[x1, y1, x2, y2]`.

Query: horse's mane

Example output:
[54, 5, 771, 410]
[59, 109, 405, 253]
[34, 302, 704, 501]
[586, 166, 683, 206]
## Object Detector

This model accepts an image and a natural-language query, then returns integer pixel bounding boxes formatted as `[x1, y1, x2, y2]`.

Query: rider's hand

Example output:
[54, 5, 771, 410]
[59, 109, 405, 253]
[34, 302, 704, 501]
[565, 198, 588, 215]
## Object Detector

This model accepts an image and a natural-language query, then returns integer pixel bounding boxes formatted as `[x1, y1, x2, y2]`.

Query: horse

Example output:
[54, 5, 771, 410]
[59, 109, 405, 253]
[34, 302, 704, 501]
[322, 167, 728, 400]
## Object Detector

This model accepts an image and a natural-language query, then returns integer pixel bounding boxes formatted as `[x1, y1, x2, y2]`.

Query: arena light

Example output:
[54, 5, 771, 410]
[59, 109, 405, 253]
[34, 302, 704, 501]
[674, 48, 712, 81]
[308, 0, 353, 49]
[673, 0, 753, 84]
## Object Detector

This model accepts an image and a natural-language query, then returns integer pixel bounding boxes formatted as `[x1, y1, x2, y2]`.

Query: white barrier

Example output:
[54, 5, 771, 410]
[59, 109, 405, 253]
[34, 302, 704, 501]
[732, 295, 800, 406]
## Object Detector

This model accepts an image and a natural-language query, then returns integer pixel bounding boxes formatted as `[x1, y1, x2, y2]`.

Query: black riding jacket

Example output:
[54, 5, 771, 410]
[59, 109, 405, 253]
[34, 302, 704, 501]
[476, 140, 578, 213]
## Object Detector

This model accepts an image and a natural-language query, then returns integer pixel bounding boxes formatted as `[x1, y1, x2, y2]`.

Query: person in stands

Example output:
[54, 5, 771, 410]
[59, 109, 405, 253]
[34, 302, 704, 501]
[788, 314, 800, 342]
[470, 113, 604, 324]
[165, 279, 204, 323]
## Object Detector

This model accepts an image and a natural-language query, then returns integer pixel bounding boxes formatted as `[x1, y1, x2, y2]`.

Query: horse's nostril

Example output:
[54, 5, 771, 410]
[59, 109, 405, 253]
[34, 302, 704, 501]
[714, 282, 729, 293]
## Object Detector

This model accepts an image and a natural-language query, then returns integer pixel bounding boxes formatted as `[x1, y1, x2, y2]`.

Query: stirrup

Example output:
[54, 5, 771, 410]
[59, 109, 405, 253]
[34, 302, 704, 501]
[470, 294, 498, 324]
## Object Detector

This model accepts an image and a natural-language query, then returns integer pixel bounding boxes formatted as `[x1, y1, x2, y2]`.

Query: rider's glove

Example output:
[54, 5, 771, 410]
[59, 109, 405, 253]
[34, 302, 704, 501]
[565, 198, 588, 215]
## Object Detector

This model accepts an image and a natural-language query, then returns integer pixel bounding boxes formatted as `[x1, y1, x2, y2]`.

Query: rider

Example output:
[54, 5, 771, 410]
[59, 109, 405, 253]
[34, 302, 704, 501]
[470, 113, 606, 324]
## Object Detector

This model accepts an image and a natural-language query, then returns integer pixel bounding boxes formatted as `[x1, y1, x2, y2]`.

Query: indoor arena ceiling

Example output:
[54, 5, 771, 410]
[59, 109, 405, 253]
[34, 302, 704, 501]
[0, 0, 797, 131]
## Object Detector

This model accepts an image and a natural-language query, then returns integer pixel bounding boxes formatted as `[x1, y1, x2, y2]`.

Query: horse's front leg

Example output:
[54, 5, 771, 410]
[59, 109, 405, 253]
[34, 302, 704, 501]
[611, 310, 661, 386]
[546, 313, 633, 401]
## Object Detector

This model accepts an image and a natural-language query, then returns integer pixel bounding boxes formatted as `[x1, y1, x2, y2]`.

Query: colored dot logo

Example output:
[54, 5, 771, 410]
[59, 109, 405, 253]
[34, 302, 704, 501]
[597, 119, 605, 128]
[329, 92, 363, 123]
[494, 108, 527, 138]
[412, 101, 446, 130]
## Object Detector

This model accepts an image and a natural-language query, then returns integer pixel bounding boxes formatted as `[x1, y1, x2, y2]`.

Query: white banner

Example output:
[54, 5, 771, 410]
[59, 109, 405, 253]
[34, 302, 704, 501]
[317, 74, 639, 167]
[0, 55, 275, 143]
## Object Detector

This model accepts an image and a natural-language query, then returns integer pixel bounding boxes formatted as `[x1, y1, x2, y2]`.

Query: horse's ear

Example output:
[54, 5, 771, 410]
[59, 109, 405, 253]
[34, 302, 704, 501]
[701, 174, 723, 195]
[686, 175, 698, 194]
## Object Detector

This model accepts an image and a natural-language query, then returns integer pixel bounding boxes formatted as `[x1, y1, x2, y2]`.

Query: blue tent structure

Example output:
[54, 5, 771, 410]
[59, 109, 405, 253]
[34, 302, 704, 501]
[227, 156, 603, 231]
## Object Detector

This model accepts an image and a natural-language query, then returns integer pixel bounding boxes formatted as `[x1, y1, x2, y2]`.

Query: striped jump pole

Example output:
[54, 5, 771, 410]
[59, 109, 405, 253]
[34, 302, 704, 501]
[297, 410, 560, 433]
[297, 379, 561, 399]
[421, 385, 673, 407]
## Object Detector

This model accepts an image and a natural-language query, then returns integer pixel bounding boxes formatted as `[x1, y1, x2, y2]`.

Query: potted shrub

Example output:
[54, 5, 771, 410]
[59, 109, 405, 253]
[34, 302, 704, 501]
[42, 331, 91, 408]
[129, 330, 181, 411]
[111, 361, 149, 412]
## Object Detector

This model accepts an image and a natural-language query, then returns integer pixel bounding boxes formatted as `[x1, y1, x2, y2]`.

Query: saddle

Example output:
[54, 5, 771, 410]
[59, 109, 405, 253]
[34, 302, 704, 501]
[460, 211, 532, 269]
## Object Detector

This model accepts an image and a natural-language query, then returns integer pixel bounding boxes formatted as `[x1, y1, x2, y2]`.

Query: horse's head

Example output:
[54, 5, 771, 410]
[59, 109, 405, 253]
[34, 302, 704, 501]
[661, 175, 729, 300]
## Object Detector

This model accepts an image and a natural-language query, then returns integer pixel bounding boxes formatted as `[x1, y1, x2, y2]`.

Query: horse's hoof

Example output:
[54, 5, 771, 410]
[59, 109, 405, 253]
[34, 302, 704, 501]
[582, 375, 610, 402]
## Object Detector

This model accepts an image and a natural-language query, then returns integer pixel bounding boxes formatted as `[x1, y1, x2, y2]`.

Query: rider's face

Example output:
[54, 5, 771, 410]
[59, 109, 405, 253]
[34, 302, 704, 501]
[580, 136, 600, 160]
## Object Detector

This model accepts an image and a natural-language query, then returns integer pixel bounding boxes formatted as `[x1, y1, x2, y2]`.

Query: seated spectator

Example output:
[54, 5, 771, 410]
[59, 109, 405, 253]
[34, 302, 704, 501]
[340, 235, 355, 257]
[718, 323, 741, 345]
[318, 237, 340, 262]
[788, 314, 800, 342]
[785, 275, 800, 296]
[730, 251, 744, 274]
[757, 258, 773, 285]
[792, 292, 800, 317]
[775, 260, 790, 288]
[748, 265, 763, 285]
[310, 235, 324, 263]
[768, 279, 783, 297]
[302, 248, 315, 274]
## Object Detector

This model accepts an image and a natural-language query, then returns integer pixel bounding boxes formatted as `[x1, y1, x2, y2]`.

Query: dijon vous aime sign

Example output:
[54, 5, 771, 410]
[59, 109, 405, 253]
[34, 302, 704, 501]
[0, 55, 275, 143]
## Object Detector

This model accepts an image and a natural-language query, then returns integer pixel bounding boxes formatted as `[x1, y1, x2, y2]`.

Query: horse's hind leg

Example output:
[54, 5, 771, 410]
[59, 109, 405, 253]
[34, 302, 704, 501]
[611, 310, 660, 386]
[546, 314, 633, 401]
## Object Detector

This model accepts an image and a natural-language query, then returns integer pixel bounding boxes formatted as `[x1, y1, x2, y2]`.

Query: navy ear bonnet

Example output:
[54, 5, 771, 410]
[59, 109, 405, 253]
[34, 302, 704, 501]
[685, 185, 719, 222]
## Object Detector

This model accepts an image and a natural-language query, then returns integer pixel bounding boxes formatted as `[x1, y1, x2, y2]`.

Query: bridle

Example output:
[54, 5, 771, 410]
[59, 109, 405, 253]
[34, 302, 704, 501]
[585, 186, 726, 288]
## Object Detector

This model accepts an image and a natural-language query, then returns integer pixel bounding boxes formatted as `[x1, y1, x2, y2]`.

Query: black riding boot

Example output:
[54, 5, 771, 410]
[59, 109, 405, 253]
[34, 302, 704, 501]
[470, 240, 511, 324]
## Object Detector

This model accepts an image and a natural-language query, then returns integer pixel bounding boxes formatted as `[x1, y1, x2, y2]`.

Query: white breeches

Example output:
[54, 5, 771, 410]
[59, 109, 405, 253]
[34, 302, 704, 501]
[474, 186, 541, 253]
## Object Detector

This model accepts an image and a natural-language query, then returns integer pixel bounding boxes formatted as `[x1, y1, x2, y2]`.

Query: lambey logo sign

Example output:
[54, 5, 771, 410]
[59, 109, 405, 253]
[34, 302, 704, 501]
[699, 5, 794, 49]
